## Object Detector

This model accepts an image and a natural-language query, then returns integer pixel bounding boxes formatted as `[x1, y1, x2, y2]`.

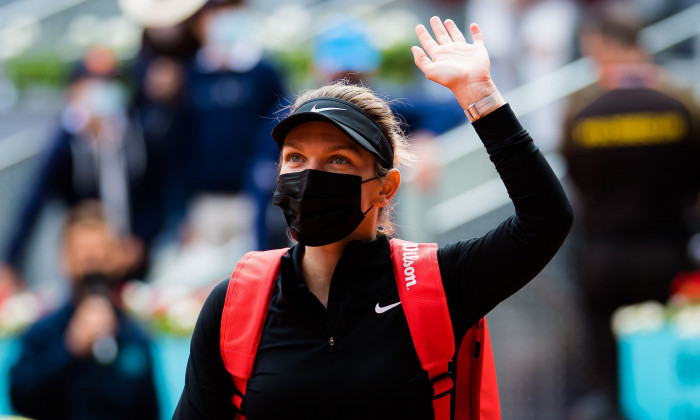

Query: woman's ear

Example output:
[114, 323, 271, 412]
[375, 169, 401, 208]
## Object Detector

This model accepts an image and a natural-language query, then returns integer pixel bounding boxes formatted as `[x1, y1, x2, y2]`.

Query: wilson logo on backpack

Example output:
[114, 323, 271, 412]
[401, 242, 419, 290]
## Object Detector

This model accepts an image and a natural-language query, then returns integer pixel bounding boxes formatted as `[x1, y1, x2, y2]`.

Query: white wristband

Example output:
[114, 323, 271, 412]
[464, 91, 505, 122]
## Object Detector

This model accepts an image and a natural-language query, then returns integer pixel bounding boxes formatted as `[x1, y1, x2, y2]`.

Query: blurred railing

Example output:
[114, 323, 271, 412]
[398, 1, 700, 242]
[0, 0, 89, 37]
[0, 126, 45, 237]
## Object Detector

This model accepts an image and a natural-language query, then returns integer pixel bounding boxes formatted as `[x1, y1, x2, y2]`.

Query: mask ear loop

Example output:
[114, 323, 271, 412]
[361, 176, 378, 184]
[360, 175, 384, 216]
[360, 175, 380, 216]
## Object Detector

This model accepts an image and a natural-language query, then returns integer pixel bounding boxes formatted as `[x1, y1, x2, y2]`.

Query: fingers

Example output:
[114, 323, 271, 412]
[470, 23, 484, 45]
[429, 16, 452, 45]
[415, 18, 485, 53]
[444, 19, 467, 43]
[415, 24, 438, 52]
[411, 46, 432, 72]
[419, 17, 472, 46]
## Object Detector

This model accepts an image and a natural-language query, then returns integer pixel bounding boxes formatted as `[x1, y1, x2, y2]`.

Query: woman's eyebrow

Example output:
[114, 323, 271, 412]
[281, 140, 302, 151]
[282, 141, 363, 155]
[324, 144, 363, 155]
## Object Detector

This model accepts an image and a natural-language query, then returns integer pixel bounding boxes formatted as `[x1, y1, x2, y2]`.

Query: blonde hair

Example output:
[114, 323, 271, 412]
[285, 80, 414, 236]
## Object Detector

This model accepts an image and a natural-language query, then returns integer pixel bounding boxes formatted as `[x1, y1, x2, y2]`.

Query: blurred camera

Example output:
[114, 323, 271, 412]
[77, 271, 118, 302]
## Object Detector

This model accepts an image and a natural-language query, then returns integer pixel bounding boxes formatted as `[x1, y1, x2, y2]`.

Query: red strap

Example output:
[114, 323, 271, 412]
[454, 318, 502, 420]
[389, 238, 455, 420]
[477, 318, 501, 419]
[220, 248, 289, 414]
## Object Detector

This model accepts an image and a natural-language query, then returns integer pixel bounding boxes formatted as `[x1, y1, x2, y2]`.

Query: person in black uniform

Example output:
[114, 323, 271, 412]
[562, 13, 700, 417]
[172, 16, 573, 419]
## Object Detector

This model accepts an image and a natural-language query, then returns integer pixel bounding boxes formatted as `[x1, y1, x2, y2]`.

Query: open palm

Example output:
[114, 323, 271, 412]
[412, 17, 496, 108]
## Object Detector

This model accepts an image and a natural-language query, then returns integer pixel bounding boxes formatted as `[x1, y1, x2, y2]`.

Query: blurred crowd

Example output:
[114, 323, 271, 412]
[0, 0, 699, 419]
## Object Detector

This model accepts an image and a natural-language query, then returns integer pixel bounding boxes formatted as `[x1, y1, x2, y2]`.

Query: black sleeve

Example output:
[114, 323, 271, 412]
[172, 280, 237, 420]
[438, 104, 574, 339]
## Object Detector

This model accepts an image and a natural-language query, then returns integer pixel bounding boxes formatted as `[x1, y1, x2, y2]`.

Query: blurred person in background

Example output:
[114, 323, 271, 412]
[133, 54, 189, 237]
[175, 0, 287, 251]
[119, 0, 206, 240]
[312, 17, 466, 191]
[115, 0, 288, 287]
[561, 11, 700, 419]
[0, 46, 167, 301]
[9, 201, 159, 420]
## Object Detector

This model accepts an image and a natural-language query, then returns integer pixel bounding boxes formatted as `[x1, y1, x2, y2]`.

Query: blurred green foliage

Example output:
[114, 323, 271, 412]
[4, 54, 72, 91]
[270, 45, 314, 90]
[270, 42, 419, 90]
[378, 42, 418, 85]
[4, 43, 418, 94]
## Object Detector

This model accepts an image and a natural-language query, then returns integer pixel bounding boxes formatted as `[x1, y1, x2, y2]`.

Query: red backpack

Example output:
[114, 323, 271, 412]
[219, 238, 501, 420]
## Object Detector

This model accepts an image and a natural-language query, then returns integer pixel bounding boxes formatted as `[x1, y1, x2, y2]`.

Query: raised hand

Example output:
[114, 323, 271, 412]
[65, 295, 117, 358]
[412, 17, 498, 111]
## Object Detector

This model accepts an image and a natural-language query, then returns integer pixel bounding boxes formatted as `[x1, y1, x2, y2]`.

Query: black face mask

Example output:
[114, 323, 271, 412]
[272, 169, 377, 247]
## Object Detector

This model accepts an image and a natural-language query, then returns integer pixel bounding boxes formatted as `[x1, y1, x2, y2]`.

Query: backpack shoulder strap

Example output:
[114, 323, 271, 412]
[389, 238, 455, 420]
[220, 247, 289, 413]
[454, 318, 501, 420]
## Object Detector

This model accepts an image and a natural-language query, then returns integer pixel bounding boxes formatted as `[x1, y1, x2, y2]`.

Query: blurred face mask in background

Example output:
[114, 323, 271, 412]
[69, 79, 127, 118]
[202, 7, 262, 72]
[62, 79, 128, 134]
[83, 80, 128, 118]
[205, 8, 254, 47]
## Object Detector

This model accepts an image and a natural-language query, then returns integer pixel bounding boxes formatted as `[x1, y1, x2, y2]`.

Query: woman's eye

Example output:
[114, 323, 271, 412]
[286, 154, 301, 163]
[332, 156, 348, 165]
